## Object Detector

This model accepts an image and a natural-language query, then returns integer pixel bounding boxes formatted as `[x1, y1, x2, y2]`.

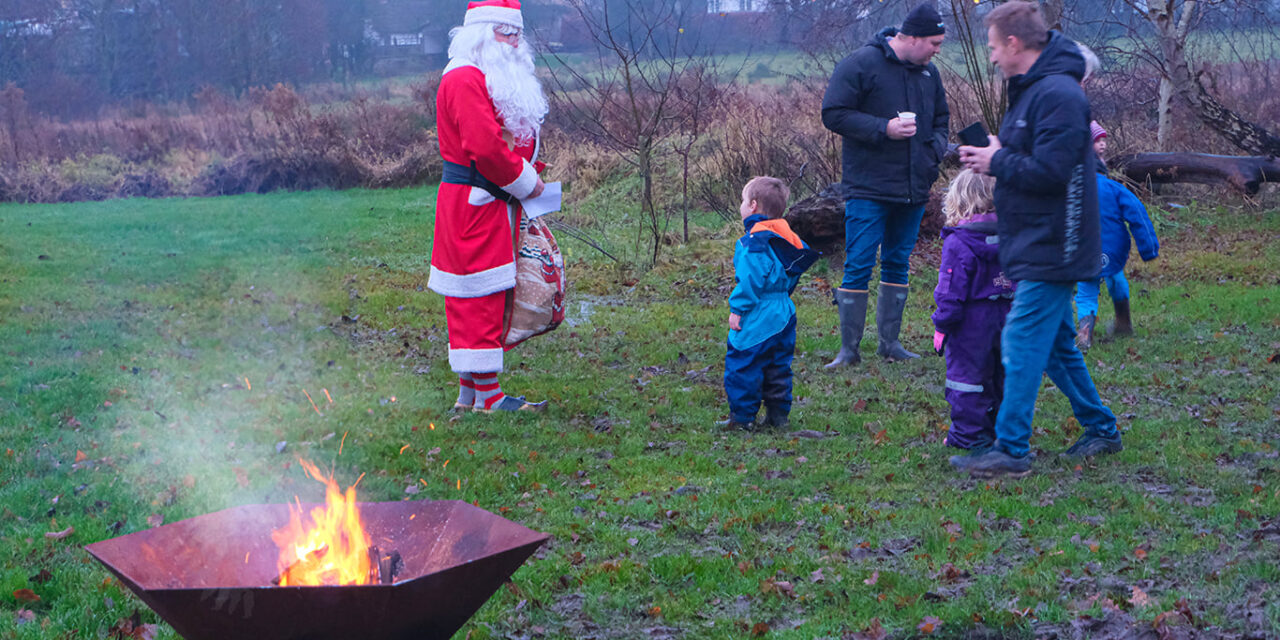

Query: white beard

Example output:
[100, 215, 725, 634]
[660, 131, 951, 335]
[449, 24, 548, 147]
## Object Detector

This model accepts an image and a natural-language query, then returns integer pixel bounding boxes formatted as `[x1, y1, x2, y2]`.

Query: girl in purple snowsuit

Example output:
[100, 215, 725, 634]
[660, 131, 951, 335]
[932, 170, 1015, 450]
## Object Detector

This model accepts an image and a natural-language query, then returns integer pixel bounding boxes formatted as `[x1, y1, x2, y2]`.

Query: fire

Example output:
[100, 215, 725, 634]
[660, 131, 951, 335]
[272, 460, 372, 586]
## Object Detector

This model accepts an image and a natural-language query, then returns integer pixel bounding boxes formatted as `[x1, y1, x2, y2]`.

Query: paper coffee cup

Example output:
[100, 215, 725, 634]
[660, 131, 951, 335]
[898, 111, 917, 124]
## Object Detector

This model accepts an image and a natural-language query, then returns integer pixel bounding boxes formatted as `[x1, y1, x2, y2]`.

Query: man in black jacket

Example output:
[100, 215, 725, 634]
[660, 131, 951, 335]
[953, 1, 1121, 478]
[821, 3, 949, 367]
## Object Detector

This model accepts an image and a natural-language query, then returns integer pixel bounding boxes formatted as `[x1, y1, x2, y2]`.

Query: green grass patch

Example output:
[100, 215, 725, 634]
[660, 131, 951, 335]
[1, 192, 1277, 639]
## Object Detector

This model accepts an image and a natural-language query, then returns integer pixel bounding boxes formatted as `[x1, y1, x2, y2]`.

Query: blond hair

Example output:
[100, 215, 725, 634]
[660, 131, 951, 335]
[744, 176, 790, 219]
[942, 169, 996, 226]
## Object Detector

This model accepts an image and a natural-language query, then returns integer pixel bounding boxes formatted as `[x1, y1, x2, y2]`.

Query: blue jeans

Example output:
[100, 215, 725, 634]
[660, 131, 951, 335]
[994, 281, 1118, 458]
[1075, 272, 1130, 318]
[842, 199, 927, 290]
[725, 316, 796, 423]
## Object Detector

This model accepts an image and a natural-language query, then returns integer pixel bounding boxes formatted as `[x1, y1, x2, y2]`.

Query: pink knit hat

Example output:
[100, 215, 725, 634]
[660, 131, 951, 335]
[464, 0, 523, 29]
[1090, 121, 1108, 142]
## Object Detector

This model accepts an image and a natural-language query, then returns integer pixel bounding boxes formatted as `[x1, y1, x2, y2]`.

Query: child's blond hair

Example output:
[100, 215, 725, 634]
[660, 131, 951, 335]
[942, 169, 996, 227]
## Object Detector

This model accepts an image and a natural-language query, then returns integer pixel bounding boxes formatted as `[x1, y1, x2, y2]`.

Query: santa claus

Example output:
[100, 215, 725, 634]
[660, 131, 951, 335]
[428, 0, 549, 412]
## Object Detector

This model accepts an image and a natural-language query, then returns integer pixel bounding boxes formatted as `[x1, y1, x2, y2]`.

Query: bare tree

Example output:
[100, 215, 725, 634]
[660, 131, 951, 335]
[543, 0, 735, 264]
[1108, 0, 1280, 155]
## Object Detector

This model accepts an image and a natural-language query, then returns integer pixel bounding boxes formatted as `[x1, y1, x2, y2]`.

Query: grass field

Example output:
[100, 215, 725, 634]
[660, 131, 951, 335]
[1, 189, 1278, 639]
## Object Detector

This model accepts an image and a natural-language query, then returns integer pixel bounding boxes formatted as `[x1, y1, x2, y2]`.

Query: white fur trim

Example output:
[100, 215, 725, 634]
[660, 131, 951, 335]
[466, 186, 496, 206]
[444, 58, 478, 74]
[463, 5, 523, 29]
[501, 160, 538, 200]
[449, 348, 504, 373]
[428, 263, 515, 298]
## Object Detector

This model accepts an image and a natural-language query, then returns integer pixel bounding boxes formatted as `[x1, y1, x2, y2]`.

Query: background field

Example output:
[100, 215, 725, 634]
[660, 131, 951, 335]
[1, 190, 1278, 638]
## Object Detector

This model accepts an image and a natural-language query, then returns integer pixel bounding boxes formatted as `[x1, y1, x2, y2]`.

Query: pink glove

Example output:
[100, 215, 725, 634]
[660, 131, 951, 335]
[933, 331, 946, 355]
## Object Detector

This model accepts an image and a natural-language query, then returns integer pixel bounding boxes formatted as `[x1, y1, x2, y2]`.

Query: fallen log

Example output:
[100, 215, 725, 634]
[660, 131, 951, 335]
[786, 184, 945, 256]
[1112, 153, 1280, 195]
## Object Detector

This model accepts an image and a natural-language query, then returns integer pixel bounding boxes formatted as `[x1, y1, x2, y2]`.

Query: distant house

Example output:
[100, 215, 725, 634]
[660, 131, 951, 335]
[366, 0, 453, 74]
[706, 0, 768, 13]
[0, 18, 53, 37]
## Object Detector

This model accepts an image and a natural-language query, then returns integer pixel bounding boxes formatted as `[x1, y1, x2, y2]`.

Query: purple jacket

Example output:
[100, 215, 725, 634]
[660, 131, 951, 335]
[932, 214, 1015, 333]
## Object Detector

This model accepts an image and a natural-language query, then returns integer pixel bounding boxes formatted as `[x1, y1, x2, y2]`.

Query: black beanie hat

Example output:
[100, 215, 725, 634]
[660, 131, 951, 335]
[900, 3, 945, 37]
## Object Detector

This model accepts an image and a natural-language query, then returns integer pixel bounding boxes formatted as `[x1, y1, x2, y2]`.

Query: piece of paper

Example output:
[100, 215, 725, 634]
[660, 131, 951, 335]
[520, 181, 561, 219]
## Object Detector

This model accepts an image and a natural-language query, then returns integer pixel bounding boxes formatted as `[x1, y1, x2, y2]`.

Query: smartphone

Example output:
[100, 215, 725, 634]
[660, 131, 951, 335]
[958, 121, 990, 147]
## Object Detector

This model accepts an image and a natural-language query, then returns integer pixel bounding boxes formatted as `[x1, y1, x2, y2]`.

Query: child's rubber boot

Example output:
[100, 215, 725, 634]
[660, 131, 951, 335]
[763, 406, 790, 429]
[716, 417, 755, 431]
[876, 284, 919, 361]
[825, 289, 867, 369]
[1076, 314, 1096, 352]
[1111, 298, 1133, 336]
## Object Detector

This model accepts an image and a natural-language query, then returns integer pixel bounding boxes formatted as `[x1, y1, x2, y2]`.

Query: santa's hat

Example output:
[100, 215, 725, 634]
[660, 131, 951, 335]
[463, 0, 523, 30]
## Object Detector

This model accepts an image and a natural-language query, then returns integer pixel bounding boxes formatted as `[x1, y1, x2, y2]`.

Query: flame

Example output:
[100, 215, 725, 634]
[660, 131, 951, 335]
[271, 460, 372, 586]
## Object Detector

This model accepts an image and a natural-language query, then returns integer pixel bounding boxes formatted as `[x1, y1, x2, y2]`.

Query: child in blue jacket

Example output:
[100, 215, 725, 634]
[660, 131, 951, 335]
[724, 177, 819, 429]
[1076, 124, 1160, 350]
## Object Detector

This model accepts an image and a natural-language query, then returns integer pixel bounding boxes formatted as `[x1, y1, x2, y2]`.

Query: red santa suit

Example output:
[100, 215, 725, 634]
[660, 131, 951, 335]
[429, 57, 543, 374]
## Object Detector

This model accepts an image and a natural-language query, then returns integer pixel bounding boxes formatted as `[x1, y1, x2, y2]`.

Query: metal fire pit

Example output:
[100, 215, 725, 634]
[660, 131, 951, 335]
[85, 500, 549, 640]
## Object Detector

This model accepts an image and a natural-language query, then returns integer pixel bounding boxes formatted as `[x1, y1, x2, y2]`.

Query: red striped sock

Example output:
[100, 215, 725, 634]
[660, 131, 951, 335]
[456, 374, 475, 407]
[473, 373, 505, 410]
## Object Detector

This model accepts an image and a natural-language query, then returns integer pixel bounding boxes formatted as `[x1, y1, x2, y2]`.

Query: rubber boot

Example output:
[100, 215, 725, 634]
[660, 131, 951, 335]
[763, 406, 790, 429]
[1111, 298, 1133, 336]
[876, 284, 919, 361]
[1076, 314, 1096, 352]
[824, 289, 867, 369]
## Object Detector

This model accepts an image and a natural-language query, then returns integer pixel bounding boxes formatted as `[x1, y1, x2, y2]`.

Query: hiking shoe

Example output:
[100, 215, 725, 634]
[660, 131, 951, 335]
[477, 395, 548, 413]
[1062, 432, 1123, 458]
[449, 402, 473, 413]
[949, 449, 1032, 478]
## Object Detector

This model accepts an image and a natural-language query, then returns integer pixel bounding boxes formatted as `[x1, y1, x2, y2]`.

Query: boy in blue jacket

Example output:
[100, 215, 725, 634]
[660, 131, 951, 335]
[724, 177, 820, 429]
[1075, 123, 1160, 350]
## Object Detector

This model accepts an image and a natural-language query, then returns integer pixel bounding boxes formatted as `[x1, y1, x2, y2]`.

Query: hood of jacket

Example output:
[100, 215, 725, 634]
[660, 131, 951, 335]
[868, 27, 929, 71]
[941, 215, 1001, 261]
[1007, 31, 1085, 106]
[742, 214, 820, 278]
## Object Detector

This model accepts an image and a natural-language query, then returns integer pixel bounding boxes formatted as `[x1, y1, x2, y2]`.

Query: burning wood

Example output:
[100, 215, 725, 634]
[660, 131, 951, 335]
[271, 460, 374, 586]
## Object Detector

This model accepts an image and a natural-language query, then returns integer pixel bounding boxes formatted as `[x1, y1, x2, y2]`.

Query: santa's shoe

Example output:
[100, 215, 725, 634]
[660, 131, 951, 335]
[477, 395, 548, 413]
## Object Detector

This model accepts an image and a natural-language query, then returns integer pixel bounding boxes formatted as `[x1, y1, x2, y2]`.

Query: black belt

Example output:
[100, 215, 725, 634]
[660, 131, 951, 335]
[441, 160, 517, 203]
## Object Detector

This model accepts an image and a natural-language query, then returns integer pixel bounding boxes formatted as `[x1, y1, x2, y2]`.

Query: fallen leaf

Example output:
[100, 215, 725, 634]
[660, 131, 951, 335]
[846, 618, 887, 640]
[1129, 585, 1153, 608]
[12, 588, 40, 602]
[810, 568, 825, 583]
[45, 526, 74, 539]
[29, 569, 53, 584]
[146, 514, 164, 528]
[75, 450, 88, 463]
[752, 621, 770, 636]
[233, 467, 249, 488]
[864, 570, 879, 586]
[917, 615, 942, 634]
[15, 609, 36, 625]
